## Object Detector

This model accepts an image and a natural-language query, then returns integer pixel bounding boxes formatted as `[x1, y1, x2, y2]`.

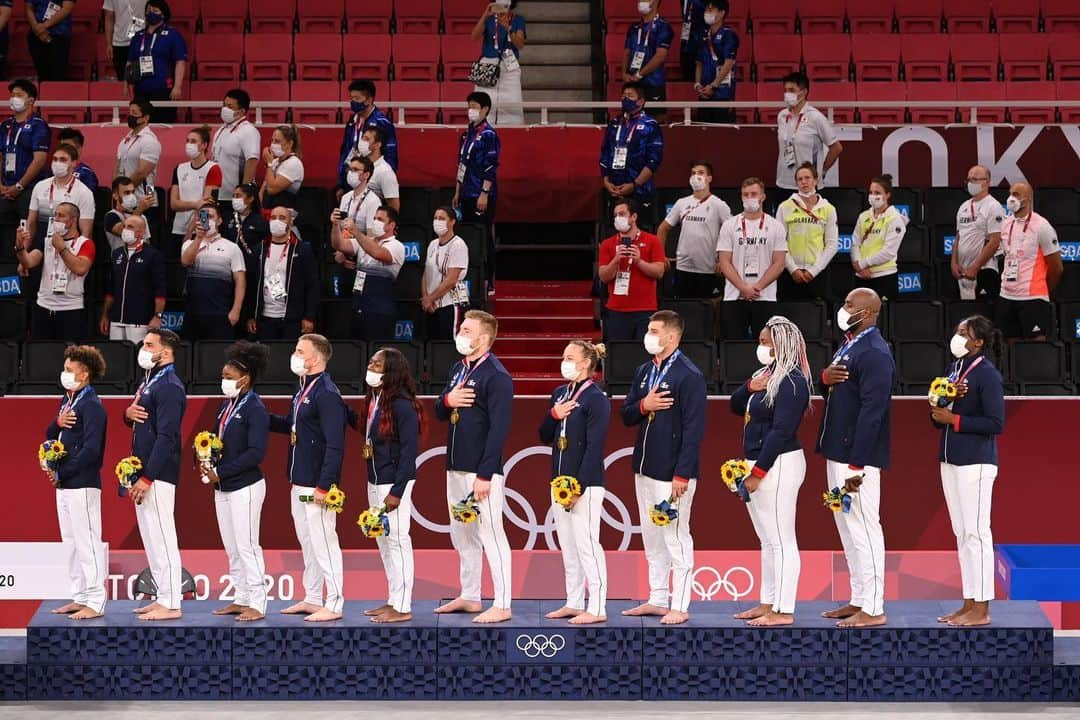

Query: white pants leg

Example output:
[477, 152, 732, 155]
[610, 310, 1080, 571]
[290, 485, 325, 607]
[495, 61, 524, 126]
[744, 481, 776, 608]
[553, 496, 586, 610]
[369, 481, 416, 614]
[447, 470, 483, 603]
[55, 488, 106, 614]
[636, 474, 696, 613]
[635, 474, 671, 609]
[134, 481, 182, 609]
[576, 486, 607, 617]
[834, 463, 886, 616]
[215, 480, 267, 614]
[477, 474, 513, 609]
[941, 463, 996, 602]
[827, 460, 864, 608]
[749, 451, 805, 614]
[110, 323, 149, 344]
[303, 490, 344, 614]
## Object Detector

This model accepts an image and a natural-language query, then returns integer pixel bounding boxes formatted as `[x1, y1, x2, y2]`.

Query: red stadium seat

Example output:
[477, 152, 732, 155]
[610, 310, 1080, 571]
[1006, 81, 1056, 123]
[605, 33, 626, 81]
[846, 0, 894, 34]
[812, 81, 857, 123]
[852, 34, 901, 81]
[67, 35, 97, 82]
[752, 35, 801, 82]
[341, 80, 391, 107]
[727, 9, 748, 34]
[801, 34, 851, 82]
[956, 83, 1005, 122]
[756, 83, 782, 123]
[394, 0, 440, 34]
[944, 0, 991, 33]
[38, 82, 88, 124]
[667, 81, 696, 102]
[1000, 33, 1050, 81]
[1043, 0, 1080, 32]
[392, 34, 441, 82]
[895, 0, 943, 33]
[443, 35, 480, 82]
[798, 0, 846, 34]
[445, 0, 483, 34]
[905, 80, 957, 124]
[200, 0, 248, 35]
[189, 81, 239, 123]
[441, 81, 474, 124]
[344, 35, 392, 79]
[88, 82, 128, 123]
[1058, 81, 1080, 122]
[195, 34, 242, 82]
[244, 33, 292, 82]
[291, 82, 341, 124]
[244, 81, 289, 124]
[992, 0, 1038, 33]
[857, 82, 906, 124]
[950, 34, 1000, 82]
[294, 34, 343, 82]
[298, 0, 344, 33]
[69, 0, 101, 36]
[734, 81, 757, 124]
[1049, 33, 1080, 81]
[93, 34, 115, 81]
[386, 82, 440, 124]
[901, 34, 950, 82]
[751, 0, 797, 34]
[604, 0, 640, 36]
[249, 0, 297, 33]
[346, 0, 392, 34]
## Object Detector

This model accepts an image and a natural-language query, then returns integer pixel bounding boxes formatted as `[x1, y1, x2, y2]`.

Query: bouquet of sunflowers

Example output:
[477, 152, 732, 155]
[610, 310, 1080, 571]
[357, 505, 390, 538]
[38, 439, 67, 472]
[928, 377, 958, 408]
[193, 431, 224, 484]
[823, 486, 853, 514]
[721, 458, 752, 503]
[300, 484, 346, 513]
[550, 475, 582, 511]
[451, 492, 480, 523]
[649, 496, 679, 527]
[115, 456, 144, 490]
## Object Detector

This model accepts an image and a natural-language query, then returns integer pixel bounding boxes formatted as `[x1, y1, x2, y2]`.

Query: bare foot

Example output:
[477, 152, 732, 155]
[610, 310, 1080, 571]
[69, 607, 103, 620]
[212, 603, 246, 616]
[140, 608, 182, 621]
[545, 605, 584, 619]
[473, 607, 512, 624]
[51, 602, 84, 614]
[281, 602, 322, 615]
[236, 609, 265, 622]
[568, 612, 607, 625]
[948, 611, 991, 627]
[660, 610, 689, 625]
[621, 603, 668, 617]
[304, 608, 343, 622]
[734, 603, 771, 620]
[822, 604, 860, 619]
[837, 611, 886, 628]
[747, 611, 794, 627]
[134, 602, 164, 615]
[364, 604, 392, 617]
[434, 597, 483, 614]
[372, 609, 412, 624]
[938, 601, 974, 623]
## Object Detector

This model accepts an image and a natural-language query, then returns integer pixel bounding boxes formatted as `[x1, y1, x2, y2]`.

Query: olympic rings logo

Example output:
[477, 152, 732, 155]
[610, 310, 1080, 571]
[691, 566, 755, 601]
[515, 633, 567, 658]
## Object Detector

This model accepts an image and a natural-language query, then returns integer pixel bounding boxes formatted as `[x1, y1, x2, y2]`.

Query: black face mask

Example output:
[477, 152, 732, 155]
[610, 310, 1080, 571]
[127, 115, 141, 130]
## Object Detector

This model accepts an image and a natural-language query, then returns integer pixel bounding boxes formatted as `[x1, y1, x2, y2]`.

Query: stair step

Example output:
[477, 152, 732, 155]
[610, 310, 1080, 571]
[518, 44, 592, 65]
[498, 334, 600, 355]
[491, 297, 594, 316]
[518, 1, 591, 23]
[521, 65, 593, 90]
[499, 315, 596, 334]
[500, 355, 565, 372]
[496, 280, 595, 297]
[514, 376, 569, 396]
[525, 22, 593, 43]
[524, 88, 594, 102]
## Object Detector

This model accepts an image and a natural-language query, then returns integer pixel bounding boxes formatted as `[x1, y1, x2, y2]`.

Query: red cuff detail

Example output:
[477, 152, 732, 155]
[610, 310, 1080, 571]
[154, 296, 166, 302]
[639, 399, 647, 415]
[550, 408, 560, 420]
[952, 415, 962, 432]
[140, 476, 153, 485]
[821, 369, 829, 385]
[673, 476, 688, 484]
[477, 477, 489, 484]
[751, 465, 768, 479]
[847, 465, 863, 472]
[443, 395, 452, 408]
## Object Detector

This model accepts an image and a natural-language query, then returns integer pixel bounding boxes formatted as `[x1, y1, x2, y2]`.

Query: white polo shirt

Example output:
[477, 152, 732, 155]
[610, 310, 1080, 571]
[665, 193, 732, 274]
[368, 156, 400, 202]
[30, 176, 96, 224]
[955, 194, 1004, 273]
[351, 234, 406, 281]
[171, 160, 223, 234]
[716, 212, 788, 302]
[116, 127, 162, 197]
[425, 235, 470, 308]
[271, 155, 304, 194]
[338, 186, 381, 234]
[212, 117, 261, 199]
[103, 0, 142, 48]
[775, 104, 838, 190]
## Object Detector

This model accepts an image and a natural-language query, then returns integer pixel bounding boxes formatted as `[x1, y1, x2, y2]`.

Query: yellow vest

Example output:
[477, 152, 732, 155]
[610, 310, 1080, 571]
[779, 197, 835, 267]
[856, 207, 901, 275]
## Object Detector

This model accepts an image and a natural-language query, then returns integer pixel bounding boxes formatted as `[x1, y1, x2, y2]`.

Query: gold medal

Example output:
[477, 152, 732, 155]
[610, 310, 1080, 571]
[557, 436, 568, 451]
[648, 411, 656, 423]
[290, 431, 297, 446]
[363, 443, 374, 460]
[450, 409, 460, 425]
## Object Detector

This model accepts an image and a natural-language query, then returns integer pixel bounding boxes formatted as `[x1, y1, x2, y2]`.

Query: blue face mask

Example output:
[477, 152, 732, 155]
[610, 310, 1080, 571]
[146, 10, 163, 24]
[622, 97, 639, 115]
[350, 99, 367, 114]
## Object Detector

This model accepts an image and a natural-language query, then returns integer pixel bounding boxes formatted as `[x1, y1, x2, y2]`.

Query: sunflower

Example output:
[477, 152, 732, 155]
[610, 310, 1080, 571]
[458, 508, 477, 523]
[649, 508, 671, 526]
[325, 484, 345, 506]
[357, 508, 387, 538]
[553, 486, 573, 504]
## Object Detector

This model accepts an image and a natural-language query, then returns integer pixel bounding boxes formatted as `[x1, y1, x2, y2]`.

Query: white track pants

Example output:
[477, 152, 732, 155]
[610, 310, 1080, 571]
[215, 480, 267, 614]
[134, 480, 182, 609]
[55, 487, 106, 614]
[446, 471, 513, 609]
[747, 450, 805, 614]
[827, 460, 886, 617]
[941, 463, 997, 602]
[553, 485, 608, 617]
[290, 485, 344, 614]
[368, 481, 415, 614]
[636, 474, 696, 613]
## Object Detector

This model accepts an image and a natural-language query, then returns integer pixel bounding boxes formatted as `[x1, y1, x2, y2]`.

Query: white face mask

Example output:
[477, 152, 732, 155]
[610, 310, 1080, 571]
[269, 219, 288, 237]
[638, 1, 652, 13]
[689, 174, 708, 191]
[966, 181, 984, 197]
[137, 348, 157, 370]
[221, 378, 241, 398]
[950, 333, 971, 358]
[221, 105, 238, 123]
[184, 142, 199, 159]
[1006, 195, 1022, 213]
[836, 306, 863, 332]
[467, 108, 482, 123]
[51, 161, 69, 178]
[703, 11, 718, 24]
[290, 354, 308, 377]
[370, 219, 386, 237]
[356, 139, 371, 157]
[121, 228, 138, 246]
[60, 371, 79, 391]
[346, 170, 362, 189]
[868, 194, 886, 210]
[270, 142, 285, 157]
[560, 360, 580, 381]
[455, 333, 475, 356]
[613, 215, 631, 233]
[433, 219, 448, 236]
[797, 187, 816, 198]
[122, 193, 138, 211]
[365, 370, 384, 388]
[643, 333, 664, 356]
[742, 197, 761, 214]
[9, 96, 26, 113]
[51, 222, 67, 237]
[784, 91, 799, 107]
[756, 344, 774, 366]
[204, 219, 217, 235]
[231, 197, 246, 213]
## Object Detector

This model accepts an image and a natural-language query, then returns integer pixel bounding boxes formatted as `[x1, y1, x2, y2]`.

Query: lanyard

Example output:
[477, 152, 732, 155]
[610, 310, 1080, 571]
[968, 198, 978, 223]
[647, 350, 681, 390]
[291, 374, 322, 432]
[680, 195, 709, 222]
[437, 236, 459, 275]
[1005, 215, 1032, 254]
[784, 111, 807, 138]
[949, 355, 985, 385]
[212, 118, 248, 157]
[454, 352, 490, 387]
[218, 391, 253, 435]
[708, 32, 720, 62]
[48, 176, 77, 211]
[740, 213, 765, 242]
[558, 379, 594, 440]
[493, 13, 514, 51]
[139, 29, 159, 55]
[793, 196, 826, 224]
[266, 239, 290, 264]
[61, 386, 91, 415]
[683, 0, 693, 22]
[636, 19, 654, 50]
[832, 327, 874, 364]
[6, 123, 24, 153]
[460, 123, 486, 162]
[344, 188, 370, 223]
[366, 392, 381, 443]
[135, 364, 174, 400]
[615, 118, 638, 146]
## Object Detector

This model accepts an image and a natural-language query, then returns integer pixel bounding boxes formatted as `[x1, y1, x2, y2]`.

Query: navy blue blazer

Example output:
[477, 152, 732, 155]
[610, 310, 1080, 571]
[364, 395, 420, 499]
[130, 365, 187, 484]
[269, 372, 348, 491]
[214, 391, 270, 492]
[538, 381, 611, 488]
[933, 354, 1005, 466]
[45, 386, 107, 490]
[434, 354, 514, 481]
[730, 369, 810, 475]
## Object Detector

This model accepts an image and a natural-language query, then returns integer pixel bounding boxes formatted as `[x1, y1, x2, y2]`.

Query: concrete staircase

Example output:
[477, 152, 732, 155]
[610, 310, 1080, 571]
[517, 0, 597, 124]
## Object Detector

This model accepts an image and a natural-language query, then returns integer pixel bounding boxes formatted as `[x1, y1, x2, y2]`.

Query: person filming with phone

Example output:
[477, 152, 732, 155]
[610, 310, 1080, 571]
[180, 201, 246, 340]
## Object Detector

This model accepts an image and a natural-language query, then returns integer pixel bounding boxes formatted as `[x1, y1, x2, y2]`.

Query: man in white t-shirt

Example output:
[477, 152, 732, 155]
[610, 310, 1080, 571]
[116, 99, 162, 200]
[343, 205, 405, 341]
[716, 177, 788, 339]
[657, 160, 731, 298]
[103, 0, 143, 81]
[953, 164, 1003, 300]
[180, 202, 247, 341]
[359, 127, 400, 212]
[775, 72, 843, 190]
[27, 144, 96, 241]
[212, 88, 262, 206]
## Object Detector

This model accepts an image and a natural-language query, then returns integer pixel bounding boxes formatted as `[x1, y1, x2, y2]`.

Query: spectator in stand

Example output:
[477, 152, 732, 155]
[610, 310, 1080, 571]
[260, 124, 304, 213]
[716, 177, 788, 339]
[597, 199, 667, 341]
[330, 155, 381, 293]
[15, 202, 94, 342]
[126, 0, 187, 123]
[180, 201, 246, 341]
[777, 161, 838, 301]
[422, 206, 471, 340]
[776, 72, 842, 191]
[678, 0, 706, 81]
[851, 174, 907, 301]
[212, 88, 262, 216]
[357, 126, 399, 212]
[115, 98, 161, 221]
[245, 205, 318, 342]
[600, 81, 664, 222]
[623, 0, 673, 113]
[25, 0, 74, 81]
[338, 79, 398, 195]
[693, 0, 738, 124]
[0, 80, 49, 244]
[0, 2, 11, 80]
[100, 214, 166, 343]
[995, 182, 1062, 341]
[169, 126, 222, 257]
[224, 182, 269, 262]
[657, 161, 730, 299]
[470, 0, 526, 126]
[56, 129, 99, 194]
[103, 0, 143, 81]
[27, 143, 95, 244]
[453, 91, 500, 293]
[953, 164, 1003, 301]
[337, 205, 405, 342]
[104, 176, 155, 252]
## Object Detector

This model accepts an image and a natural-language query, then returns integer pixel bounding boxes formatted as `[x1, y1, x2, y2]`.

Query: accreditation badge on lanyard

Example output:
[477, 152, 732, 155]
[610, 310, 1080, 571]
[1003, 217, 1029, 282]
[741, 215, 764, 279]
[457, 125, 483, 183]
[612, 121, 636, 171]
[630, 22, 651, 72]
[783, 112, 806, 168]
[5, 124, 24, 175]
[139, 32, 158, 77]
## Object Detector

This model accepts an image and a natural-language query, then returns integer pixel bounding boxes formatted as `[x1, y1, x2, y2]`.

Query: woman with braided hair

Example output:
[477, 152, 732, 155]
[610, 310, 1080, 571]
[729, 315, 812, 626]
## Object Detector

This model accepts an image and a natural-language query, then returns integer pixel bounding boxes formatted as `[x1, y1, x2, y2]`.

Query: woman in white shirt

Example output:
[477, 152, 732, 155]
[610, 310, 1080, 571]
[422, 206, 470, 340]
[851, 173, 907, 300]
[260, 124, 304, 212]
[170, 126, 222, 257]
